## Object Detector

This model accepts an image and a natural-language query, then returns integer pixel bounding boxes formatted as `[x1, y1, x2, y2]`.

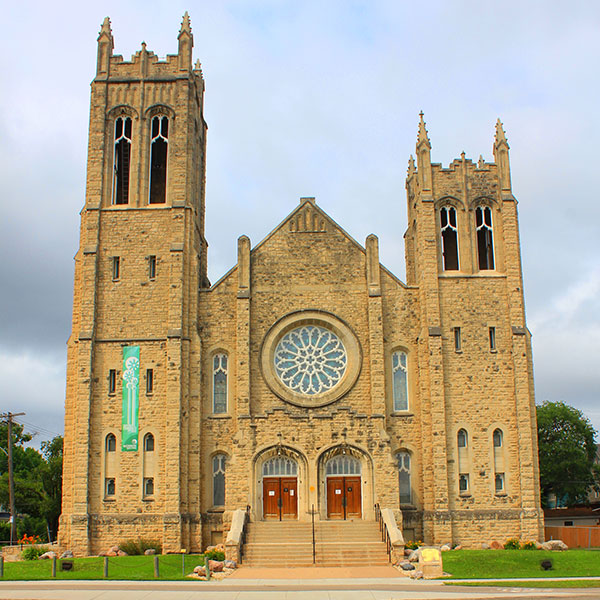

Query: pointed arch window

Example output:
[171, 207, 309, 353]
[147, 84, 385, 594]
[149, 116, 168, 204]
[476, 206, 495, 270]
[397, 450, 412, 504]
[262, 456, 298, 476]
[392, 351, 408, 411]
[143, 433, 155, 452]
[440, 206, 459, 270]
[213, 353, 228, 414]
[112, 116, 132, 205]
[105, 433, 116, 452]
[325, 455, 361, 475]
[212, 454, 226, 506]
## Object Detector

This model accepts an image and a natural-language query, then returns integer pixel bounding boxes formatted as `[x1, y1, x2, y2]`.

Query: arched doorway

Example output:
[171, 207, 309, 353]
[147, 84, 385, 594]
[325, 455, 362, 519]
[262, 456, 298, 520]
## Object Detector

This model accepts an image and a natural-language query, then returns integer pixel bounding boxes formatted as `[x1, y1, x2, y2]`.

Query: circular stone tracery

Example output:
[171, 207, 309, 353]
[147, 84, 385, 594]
[274, 325, 347, 395]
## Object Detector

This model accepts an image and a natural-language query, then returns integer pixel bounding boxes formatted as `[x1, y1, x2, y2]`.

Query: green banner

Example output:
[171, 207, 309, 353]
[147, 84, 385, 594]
[122, 345, 140, 451]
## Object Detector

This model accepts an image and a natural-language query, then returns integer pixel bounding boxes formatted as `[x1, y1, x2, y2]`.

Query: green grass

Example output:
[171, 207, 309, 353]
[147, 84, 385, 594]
[446, 580, 600, 588]
[0, 554, 206, 581]
[442, 549, 600, 579]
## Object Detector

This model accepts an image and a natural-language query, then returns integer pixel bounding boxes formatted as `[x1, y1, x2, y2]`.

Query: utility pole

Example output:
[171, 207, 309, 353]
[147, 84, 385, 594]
[1, 412, 25, 544]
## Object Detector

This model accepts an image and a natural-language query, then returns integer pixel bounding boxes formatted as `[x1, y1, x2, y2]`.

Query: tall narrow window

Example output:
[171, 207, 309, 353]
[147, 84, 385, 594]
[112, 116, 132, 205]
[146, 369, 154, 394]
[108, 369, 116, 394]
[476, 206, 494, 270]
[212, 454, 226, 506]
[144, 477, 155, 496]
[149, 116, 168, 204]
[459, 473, 469, 492]
[105, 433, 116, 452]
[457, 428, 470, 495]
[397, 451, 412, 504]
[391, 351, 408, 411]
[143, 433, 155, 452]
[457, 429, 468, 448]
[213, 354, 228, 414]
[453, 327, 462, 352]
[489, 327, 496, 351]
[112, 256, 120, 281]
[493, 428, 506, 494]
[440, 206, 459, 270]
[148, 255, 156, 279]
[105, 477, 116, 497]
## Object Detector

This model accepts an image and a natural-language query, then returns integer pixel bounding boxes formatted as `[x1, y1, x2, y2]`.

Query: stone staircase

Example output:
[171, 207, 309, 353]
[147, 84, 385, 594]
[241, 520, 390, 567]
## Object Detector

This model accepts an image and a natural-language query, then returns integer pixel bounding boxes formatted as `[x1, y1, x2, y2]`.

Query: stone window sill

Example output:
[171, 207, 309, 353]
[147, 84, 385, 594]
[208, 414, 232, 420]
[208, 507, 225, 513]
[142, 497, 155, 502]
[391, 412, 414, 417]
[103, 498, 116, 502]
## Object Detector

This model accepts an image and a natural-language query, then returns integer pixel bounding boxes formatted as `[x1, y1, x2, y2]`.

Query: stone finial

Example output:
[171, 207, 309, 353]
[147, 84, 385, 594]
[417, 111, 431, 149]
[416, 112, 432, 191]
[494, 118, 509, 149]
[178, 12, 194, 70]
[493, 118, 511, 191]
[478, 155, 485, 169]
[99, 16, 113, 40]
[96, 17, 114, 76]
[407, 155, 416, 176]
[179, 11, 192, 35]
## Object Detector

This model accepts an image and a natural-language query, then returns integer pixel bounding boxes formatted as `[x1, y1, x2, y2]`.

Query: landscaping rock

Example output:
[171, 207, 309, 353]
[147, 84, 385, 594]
[409, 570, 423, 579]
[110, 546, 119, 553]
[144, 549, 156, 555]
[480, 542, 491, 550]
[440, 544, 451, 551]
[117, 550, 128, 556]
[98, 550, 108, 556]
[208, 559, 224, 572]
[408, 550, 419, 562]
[106, 550, 117, 557]
[60, 550, 74, 559]
[400, 561, 415, 571]
[193, 565, 206, 575]
[453, 544, 462, 551]
[490, 541, 502, 549]
[541, 540, 568, 551]
[404, 548, 413, 557]
[224, 560, 237, 569]
[39, 551, 57, 560]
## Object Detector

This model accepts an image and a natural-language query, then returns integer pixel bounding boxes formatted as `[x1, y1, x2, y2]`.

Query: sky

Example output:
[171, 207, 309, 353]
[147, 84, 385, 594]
[0, 0, 599, 446]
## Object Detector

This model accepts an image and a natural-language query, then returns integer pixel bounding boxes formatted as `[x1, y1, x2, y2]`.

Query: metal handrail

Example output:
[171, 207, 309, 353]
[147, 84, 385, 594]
[311, 504, 316, 564]
[374, 503, 392, 562]
[238, 505, 251, 564]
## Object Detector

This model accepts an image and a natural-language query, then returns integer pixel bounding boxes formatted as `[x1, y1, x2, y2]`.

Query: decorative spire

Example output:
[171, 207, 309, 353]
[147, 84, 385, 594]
[178, 12, 194, 70]
[99, 16, 113, 39]
[417, 111, 431, 148]
[494, 118, 509, 148]
[407, 155, 416, 176]
[478, 155, 485, 169]
[96, 17, 114, 76]
[179, 11, 192, 37]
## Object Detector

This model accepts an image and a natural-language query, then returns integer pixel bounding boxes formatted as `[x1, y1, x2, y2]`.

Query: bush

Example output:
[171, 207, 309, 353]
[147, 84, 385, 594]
[22, 545, 48, 560]
[118, 538, 162, 555]
[522, 541, 538, 550]
[404, 540, 422, 550]
[504, 538, 521, 550]
[204, 549, 225, 561]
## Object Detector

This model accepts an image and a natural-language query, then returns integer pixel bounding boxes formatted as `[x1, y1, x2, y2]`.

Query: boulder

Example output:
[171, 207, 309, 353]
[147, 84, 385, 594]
[480, 542, 491, 550]
[208, 559, 224, 572]
[110, 545, 119, 553]
[490, 541, 502, 549]
[541, 540, 568, 551]
[409, 570, 423, 579]
[60, 550, 74, 559]
[144, 548, 156, 555]
[408, 550, 419, 562]
[399, 561, 415, 571]
[117, 550, 128, 556]
[39, 551, 57, 560]
[106, 550, 117, 557]
[404, 548, 413, 557]
[440, 544, 451, 552]
[224, 560, 237, 569]
[193, 565, 206, 575]
[453, 544, 462, 551]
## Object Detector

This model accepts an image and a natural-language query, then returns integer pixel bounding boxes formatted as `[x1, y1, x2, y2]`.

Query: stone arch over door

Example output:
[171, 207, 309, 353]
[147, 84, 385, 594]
[317, 445, 374, 520]
[253, 445, 308, 521]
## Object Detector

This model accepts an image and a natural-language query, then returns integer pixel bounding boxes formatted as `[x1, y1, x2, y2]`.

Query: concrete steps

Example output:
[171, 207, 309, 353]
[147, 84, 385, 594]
[242, 520, 390, 567]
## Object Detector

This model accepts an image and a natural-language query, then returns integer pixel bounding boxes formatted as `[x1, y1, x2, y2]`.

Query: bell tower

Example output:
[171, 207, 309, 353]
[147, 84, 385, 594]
[60, 14, 207, 554]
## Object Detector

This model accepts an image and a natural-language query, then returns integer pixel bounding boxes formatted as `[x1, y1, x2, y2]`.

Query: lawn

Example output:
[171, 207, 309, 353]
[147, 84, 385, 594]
[0, 554, 206, 581]
[446, 580, 600, 588]
[442, 549, 600, 579]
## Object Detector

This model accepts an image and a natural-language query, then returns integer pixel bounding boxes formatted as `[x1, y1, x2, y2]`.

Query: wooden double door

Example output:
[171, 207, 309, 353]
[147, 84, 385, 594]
[263, 477, 298, 520]
[326, 476, 362, 519]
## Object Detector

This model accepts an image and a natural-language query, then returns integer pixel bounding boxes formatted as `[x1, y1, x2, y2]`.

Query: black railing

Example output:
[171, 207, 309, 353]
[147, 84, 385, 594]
[311, 504, 316, 564]
[239, 505, 251, 564]
[374, 503, 391, 562]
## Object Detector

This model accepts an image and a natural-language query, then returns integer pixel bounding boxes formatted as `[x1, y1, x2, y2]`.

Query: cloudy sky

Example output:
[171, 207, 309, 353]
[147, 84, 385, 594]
[1, 1, 599, 445]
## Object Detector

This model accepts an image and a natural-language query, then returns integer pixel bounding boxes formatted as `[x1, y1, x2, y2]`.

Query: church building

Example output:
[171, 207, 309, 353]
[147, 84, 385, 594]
[59, 15, 544, 556]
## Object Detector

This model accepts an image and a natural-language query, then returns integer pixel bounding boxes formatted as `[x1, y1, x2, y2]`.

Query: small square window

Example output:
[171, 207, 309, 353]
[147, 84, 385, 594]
[564, 520, 574, 527]
[108, 369, 116, 394]
[105, 478, 115, 497]
[489, 327, 496, 351]
[112, 256, 120, 280]
[453, 327, 461, 352]
[146, 369, 154, 394]
[144, 477, 154, 496]
[495, 472, 505, 493]
[459, 473, 469, 493]
[148, 256, 156, 279]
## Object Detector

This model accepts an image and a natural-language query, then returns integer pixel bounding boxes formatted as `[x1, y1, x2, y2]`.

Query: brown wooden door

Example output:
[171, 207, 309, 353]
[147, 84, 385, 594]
[263, 478, 280, 520]
[327, 477, 345, 519]
[345, 476, 362, 518]
[327, 476, 362, 519]
[281, 477, 298, 519]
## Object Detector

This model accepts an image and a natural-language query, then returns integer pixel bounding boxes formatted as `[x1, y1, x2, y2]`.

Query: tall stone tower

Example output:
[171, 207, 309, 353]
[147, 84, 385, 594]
[60, 14, 207, 554]
[404, 114, 543, 543]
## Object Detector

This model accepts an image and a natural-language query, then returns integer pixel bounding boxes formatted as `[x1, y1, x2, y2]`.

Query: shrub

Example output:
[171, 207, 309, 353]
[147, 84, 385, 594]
[204, 549, 225, 561]
[504, 538, 521, 550]
[22, 545, 48, 560]
[522, 541, 538, 550]
[405, 540, 423, 550]
[118, 538, 162, 555]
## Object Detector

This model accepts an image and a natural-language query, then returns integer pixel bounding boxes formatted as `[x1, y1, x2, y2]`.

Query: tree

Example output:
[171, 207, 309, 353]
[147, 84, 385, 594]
[38, 436, 63, 540]
[537, 401, 599, 507]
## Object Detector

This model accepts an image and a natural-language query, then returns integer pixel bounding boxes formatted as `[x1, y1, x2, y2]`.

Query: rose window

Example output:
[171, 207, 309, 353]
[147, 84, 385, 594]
[273, 325, 347, 395]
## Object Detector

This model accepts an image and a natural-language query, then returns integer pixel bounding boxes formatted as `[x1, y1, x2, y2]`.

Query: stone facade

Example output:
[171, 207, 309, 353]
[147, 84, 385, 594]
[59, 15, 544, 556]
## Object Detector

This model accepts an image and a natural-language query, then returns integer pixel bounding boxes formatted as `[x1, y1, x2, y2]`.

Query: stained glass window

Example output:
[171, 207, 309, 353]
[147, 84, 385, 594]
[213, 454, 226, 506]
[325, 455, 361, 475]
[392, 351, 408, 411]
[262, 456, 298, 476]
[213, 354, 227, 413]
[397, 451, 411, 504]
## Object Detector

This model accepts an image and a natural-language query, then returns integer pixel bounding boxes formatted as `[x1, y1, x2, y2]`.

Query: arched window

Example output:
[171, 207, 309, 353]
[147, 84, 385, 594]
[143, 433, 155, 452]
[392, 351, 408, 411]
[457, 429, 470, 494]
[213, 353, 228, 414]
[457, 429, 468, 448]
[112, 116, 132, 205]
[493, 428, 505, 493]
[105, 433, 116, 452]
[476, 206, 494, 270]
[262, 456, 298, 476]
[149, 115, 168, 204]
[212, 454, 226, 506]
[440, 206, 459, 270]
[325, 455, 361, 475]
[397, 451, 412, 504]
